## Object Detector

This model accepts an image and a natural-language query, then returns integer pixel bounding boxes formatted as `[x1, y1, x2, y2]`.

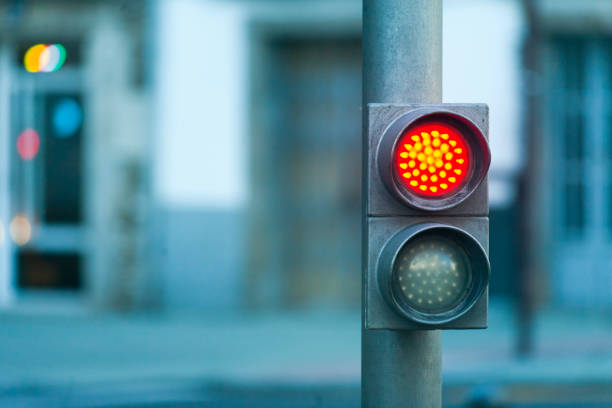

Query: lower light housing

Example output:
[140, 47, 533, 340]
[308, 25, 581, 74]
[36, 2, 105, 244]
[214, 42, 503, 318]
[377, 223, 489, 325]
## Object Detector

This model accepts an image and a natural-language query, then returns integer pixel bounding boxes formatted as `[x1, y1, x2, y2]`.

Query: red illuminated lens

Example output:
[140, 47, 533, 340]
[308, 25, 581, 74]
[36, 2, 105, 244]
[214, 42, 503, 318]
[394, 122, 470, 197]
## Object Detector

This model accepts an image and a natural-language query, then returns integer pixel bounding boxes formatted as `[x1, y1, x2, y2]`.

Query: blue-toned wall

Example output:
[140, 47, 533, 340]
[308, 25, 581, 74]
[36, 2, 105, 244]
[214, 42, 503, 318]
[157, 208, 245, 310]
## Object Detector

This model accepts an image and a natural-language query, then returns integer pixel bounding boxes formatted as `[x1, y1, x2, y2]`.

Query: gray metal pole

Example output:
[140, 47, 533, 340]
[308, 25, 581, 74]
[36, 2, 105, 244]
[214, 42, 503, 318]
[362, 1, 443, 407]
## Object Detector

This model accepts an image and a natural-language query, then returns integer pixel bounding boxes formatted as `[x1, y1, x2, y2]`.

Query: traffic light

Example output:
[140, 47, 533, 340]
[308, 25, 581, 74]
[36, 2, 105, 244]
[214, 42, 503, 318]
[365, 104, 490, 329]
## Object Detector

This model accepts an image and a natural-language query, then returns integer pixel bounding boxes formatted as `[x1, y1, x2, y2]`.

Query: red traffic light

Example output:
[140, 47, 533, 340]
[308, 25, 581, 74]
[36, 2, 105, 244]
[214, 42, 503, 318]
[394, 121, 469, 197]
[378, 109, 490, 211]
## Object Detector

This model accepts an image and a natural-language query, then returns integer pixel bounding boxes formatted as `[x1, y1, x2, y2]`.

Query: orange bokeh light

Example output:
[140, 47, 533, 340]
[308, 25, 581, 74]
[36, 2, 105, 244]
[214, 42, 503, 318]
[10, 215, 31, 246]
[394, 122, 470, 197]
[24, 44, 47, 73]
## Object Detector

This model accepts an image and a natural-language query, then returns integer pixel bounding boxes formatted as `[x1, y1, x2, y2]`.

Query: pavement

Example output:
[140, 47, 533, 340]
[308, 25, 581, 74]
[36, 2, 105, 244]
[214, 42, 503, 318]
[2, 299, 612, 407]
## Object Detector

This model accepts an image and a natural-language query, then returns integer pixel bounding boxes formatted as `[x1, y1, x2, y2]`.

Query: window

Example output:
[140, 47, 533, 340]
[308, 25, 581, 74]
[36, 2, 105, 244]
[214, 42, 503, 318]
[43, 93, 83, 224]
[18, 252, 81, 290]
[554, 38, 587, 237]
[11, 42, 85, 291]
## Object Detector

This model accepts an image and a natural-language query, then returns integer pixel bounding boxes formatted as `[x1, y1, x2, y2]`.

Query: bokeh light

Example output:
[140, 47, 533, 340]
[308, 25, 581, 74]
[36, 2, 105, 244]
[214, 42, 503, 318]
[52, 98, 83, 138]
[16, 129, 40, 160]
[394, 236, 470, 314]
[24, 44, 66, 73]
[9, 215, 32, 246]
[394, 122, 470, 197]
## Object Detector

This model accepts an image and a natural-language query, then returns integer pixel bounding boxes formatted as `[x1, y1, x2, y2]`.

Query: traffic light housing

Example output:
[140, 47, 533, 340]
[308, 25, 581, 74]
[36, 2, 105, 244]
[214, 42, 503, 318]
[365, 104, 490, 330]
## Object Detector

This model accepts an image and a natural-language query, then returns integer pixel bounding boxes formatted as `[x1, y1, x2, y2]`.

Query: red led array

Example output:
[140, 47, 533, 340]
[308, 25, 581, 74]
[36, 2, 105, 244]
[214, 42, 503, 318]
[394, 122, 470, 197]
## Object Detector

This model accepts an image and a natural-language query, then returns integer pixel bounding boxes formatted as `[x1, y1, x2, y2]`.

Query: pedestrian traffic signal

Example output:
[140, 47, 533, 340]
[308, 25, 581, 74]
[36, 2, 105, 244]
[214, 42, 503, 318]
[365, 104, 490, 329]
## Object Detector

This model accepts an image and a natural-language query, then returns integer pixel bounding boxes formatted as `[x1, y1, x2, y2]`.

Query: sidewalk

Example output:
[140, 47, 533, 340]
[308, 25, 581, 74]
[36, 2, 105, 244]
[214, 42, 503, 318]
[1, 300, 612, 406]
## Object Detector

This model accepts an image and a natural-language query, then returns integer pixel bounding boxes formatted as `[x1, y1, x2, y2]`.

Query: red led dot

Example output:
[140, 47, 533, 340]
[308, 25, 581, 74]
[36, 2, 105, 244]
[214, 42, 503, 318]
[394, 122, 470, 197]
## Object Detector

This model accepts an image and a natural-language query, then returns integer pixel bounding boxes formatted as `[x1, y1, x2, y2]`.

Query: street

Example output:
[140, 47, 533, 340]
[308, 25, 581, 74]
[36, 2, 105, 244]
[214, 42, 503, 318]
[2, 301, 612, 406]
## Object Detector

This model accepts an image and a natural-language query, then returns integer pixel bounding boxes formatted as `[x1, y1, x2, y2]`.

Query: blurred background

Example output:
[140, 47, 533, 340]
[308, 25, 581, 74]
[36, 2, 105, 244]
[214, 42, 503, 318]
[0, 0, 611, 406]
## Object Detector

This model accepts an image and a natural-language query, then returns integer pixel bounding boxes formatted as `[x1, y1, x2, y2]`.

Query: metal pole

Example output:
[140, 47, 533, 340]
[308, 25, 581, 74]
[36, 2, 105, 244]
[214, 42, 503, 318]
[362, 1, 443, 407]
[0, 43, 14, 307]
[516, 0, 540, 358]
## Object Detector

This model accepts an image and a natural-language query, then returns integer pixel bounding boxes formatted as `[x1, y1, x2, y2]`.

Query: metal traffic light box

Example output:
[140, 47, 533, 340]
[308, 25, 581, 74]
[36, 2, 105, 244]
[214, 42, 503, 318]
[364, 103, 490, 330]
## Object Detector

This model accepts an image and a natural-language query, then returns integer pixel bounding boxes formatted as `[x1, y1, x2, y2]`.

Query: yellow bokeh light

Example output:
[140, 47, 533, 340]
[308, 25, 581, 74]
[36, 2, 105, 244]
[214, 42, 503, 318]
[24, 44, 47, 73]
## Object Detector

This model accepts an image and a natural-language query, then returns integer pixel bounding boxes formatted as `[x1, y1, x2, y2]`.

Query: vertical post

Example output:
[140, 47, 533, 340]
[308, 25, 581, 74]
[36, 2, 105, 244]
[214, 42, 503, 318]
[0, 44, 13, 307]
[516, 0, 540, 357]
[362, 0, 443, 407]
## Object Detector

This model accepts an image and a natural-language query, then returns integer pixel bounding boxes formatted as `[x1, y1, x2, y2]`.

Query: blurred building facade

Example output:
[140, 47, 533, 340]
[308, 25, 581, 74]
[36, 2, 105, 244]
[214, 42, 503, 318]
[526, 0, 612, 309]
[12, 0, 612, 314]
[0, 0, 152, 309]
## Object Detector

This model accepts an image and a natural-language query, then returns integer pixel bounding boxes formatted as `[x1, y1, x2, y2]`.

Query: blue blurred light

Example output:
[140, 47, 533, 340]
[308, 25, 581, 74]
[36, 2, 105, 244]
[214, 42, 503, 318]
[52, 98, 82, 138]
